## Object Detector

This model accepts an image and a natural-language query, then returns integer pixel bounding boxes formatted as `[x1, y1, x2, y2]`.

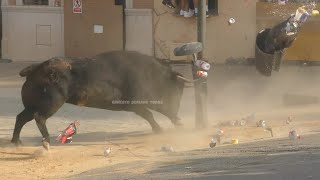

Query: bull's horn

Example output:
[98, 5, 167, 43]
[177, 75, 199, 83]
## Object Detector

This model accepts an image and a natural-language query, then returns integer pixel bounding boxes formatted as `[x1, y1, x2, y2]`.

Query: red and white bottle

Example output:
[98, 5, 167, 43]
[197, 71, 208, 78]
[195, 60, 211, 71]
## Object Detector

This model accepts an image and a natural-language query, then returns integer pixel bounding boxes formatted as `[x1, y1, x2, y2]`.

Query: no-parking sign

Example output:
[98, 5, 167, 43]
[73, 0, 82, 14]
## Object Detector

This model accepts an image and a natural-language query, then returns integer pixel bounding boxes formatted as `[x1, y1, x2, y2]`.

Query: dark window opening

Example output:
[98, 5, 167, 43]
[23, 0, 49, 5]
[174, 0, 218, 17]
[208, 0, 218, 16]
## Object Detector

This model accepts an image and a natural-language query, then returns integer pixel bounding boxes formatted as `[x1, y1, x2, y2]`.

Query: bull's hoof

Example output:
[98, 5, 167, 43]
[11, 139, 22, 146]
[42, 140, 50, 151]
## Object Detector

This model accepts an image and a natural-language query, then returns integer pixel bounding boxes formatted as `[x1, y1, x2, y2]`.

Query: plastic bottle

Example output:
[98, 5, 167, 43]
[195, 60, 211, 71]
[197, 71, 208, 78]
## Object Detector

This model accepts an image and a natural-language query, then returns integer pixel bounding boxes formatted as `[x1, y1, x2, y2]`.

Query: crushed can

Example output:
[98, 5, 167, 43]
[256, 120, 266, 128]
[289, 130, 300, 140]
[197, 71, 208, 78]
[104, 147, 111, 157]
[217, 129, 224, 136]
[239, 119, 247, 126]
[160, 146, 174, 152]
[312, 10, 319, 16]
[229, 120, 237, 126]
[231, 139, 239, 144]
[228, 18, 236, 25]
[195, 60, 211, 71]
[278, 0, 287, 5]
[286, 116, 293, 125]
[209, 138, 217, 148]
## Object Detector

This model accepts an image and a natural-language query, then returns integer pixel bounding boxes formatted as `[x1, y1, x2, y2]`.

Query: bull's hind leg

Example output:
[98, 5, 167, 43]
[34, 113, 51, 150]
[11, 109, 34, 146]
[133, 108, 162, 133]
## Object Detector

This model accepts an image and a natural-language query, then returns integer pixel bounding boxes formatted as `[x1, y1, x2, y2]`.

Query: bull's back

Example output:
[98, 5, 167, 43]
[67, 51, 173, 108]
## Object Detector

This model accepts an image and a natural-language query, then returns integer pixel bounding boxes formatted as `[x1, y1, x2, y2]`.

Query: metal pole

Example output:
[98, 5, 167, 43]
[198, 0, 206, 56]
[194, 0, 207, 129]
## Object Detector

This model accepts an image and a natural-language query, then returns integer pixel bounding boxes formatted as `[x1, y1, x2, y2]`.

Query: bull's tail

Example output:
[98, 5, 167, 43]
[19, 64, 40, 77]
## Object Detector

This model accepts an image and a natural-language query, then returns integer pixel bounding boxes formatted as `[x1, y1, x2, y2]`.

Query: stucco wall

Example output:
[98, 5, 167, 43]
[1, 5, 64, 61]
[125, 9, 153, 56]
[64, 0, 123, 58]
[132, 0, 153, 9]
[153, 0, 257, 63]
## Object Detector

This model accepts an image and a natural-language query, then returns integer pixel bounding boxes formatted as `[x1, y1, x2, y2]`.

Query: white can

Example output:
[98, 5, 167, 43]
[104, 147, 111, 157]
[197, 71, 208, 78]
[289, 130, 299, 140]
[195, 60, 211, 71]
[294, 7, 309, 23]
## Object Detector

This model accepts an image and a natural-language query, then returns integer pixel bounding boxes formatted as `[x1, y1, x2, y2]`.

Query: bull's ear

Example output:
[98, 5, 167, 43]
[19, 63, 40, 77]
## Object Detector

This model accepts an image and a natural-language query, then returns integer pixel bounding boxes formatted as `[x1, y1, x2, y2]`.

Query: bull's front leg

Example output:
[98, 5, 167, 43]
[133, 108, 163, 133]
[11, 109, 35, 146]
[34, 113, 51, 150]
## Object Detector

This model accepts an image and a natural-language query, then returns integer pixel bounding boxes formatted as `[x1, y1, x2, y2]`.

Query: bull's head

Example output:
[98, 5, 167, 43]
[20, 58, 73, 85]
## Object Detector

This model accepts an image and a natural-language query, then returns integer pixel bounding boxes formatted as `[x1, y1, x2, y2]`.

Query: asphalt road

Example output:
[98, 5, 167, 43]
[72, 133, 320, 180]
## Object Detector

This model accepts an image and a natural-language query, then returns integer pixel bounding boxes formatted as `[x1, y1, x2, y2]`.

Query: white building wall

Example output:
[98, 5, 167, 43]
[1, 0, 64, 61]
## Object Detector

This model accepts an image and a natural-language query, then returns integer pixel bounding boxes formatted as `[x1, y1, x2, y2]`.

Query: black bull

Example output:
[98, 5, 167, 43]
[11, 51, 193, 150]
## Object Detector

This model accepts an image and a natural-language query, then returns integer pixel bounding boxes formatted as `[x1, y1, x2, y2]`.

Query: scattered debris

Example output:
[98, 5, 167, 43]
[209, 141, 217, 148]
[289, 130, 301, 140]
[56, 120, 80, 144]
[312, 10, 319, 16]
[228, 18, 236, 25]
[286, 116, 293, 125]
[197, 71, 208, 78]
[278, 0, 288, 5]
[217, 129, 224, 136]
[231, 139, 239, 145]
[218, 113, 257, 127]
[256, 120, 266, 128]
[210, 129, 224, 148]
[239, 119, 247, 126]
[160, 145, 174, 152]
[104, 147, 111, 157]
[230, 119, 246, 127]
[195, 60, 211, 71]
[265, 127, 274, 137]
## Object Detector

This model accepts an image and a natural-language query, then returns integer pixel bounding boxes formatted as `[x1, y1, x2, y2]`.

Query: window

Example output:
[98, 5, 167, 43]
[208, 0, 218, 16]
[23, 0, 48, 5]
[174, 0, 218, 17]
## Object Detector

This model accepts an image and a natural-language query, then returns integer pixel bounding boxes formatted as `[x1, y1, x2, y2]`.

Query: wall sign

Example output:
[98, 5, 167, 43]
[73, 0, 82, 14]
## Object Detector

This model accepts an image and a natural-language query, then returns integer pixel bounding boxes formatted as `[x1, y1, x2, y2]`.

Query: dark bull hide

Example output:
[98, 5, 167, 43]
[255, 16, 298, 76]
[12, 51, 192, 150]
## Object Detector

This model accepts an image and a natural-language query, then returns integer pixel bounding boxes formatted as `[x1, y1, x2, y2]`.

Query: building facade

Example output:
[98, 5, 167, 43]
[1, 0, 64, 61]
[1, 0, 319, 62]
